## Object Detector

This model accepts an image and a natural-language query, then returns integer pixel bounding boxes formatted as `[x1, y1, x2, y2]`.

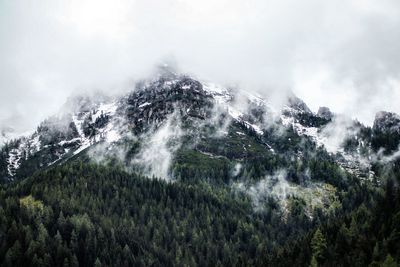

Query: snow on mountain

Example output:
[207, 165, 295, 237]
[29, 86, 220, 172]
[1, 71, 397, 182]
[280, 108, 376, 180]
[202, 82, 265, 135]
[0, 127, 32, 149]
[70, 100, 121, 156]
[5, 133, 41, 178]
[1, 97, 125, 178]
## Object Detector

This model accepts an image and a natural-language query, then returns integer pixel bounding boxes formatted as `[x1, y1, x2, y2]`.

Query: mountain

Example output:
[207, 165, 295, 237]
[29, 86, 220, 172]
[0, 73, 353, 176]
[2, 68, 395, 184]
[1, 68, 400, 266]
[1, 67, 399, 206]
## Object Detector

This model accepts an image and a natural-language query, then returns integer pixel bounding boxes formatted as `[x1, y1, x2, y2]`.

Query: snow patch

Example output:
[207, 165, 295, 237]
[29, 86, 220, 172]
[139, 102, 152, 108]
[5, 133, 42, 177]
[202, 82, 232, 104]
[7, 147, 23, 177]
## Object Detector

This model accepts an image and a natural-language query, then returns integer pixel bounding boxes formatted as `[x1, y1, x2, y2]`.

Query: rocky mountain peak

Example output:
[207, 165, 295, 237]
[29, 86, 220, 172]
[126, 75, 214, 133]
[373, 111, 400, 134]
[286, 94, 312, 114]
[317, 107, 334, 120]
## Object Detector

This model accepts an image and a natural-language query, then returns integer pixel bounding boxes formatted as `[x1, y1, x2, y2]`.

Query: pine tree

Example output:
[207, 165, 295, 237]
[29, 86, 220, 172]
[310, 228, 327, 265]
[70, 254, 79, 267]
[58, 211, 67, 235]
[70, 230, 78, 254]
[4, 240, 22, 267]
[309, 256, 318, 267]
[55, 230, 64, 265]
[94, 257, 102, 267]
[382, 254, 397, 267]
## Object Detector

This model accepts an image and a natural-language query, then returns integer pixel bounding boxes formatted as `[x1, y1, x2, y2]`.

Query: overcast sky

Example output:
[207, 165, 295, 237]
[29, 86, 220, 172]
[1, 0, 399, 133]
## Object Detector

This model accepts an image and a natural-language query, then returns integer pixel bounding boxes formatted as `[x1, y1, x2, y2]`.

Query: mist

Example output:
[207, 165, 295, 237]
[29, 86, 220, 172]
[1, 0, 400, 134]
[131, 112, 183, 180]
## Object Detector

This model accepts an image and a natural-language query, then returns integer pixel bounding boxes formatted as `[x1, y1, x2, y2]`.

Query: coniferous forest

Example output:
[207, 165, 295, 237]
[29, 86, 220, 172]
[0, 153, 399, 266]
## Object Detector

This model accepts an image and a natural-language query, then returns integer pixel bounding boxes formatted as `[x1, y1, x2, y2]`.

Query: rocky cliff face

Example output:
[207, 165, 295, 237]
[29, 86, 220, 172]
[317, 107, 334, 121]
[125, 75, 214, 134]
[371, 111, 400, 154]
[373, 111, 400, 134]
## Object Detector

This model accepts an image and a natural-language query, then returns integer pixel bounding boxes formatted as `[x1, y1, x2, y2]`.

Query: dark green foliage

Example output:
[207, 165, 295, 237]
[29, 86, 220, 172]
[275, 173, 400, 267]
[0, 147, 392, 267]
[372, 130, 400, 154]
[0, 161, 319, 266]
[310, 228, 327, 264]
[0, 152, 399, 266]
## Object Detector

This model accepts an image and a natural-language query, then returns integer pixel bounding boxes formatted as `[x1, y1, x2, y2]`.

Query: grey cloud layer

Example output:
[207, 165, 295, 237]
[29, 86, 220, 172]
[1, 0, 399, 132]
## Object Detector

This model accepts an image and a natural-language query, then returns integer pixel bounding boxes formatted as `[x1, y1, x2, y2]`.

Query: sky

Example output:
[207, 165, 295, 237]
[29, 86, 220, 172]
[0, 0, 400, 133]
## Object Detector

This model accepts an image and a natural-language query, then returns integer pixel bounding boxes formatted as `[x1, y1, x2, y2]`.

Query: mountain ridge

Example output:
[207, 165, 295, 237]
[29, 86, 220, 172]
[0, 70, 399, 184]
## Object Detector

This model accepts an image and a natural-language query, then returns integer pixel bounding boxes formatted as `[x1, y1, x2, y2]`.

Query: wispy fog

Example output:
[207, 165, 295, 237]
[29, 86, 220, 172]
[131, 112, 183, 180]
[1, 0, 400, 133]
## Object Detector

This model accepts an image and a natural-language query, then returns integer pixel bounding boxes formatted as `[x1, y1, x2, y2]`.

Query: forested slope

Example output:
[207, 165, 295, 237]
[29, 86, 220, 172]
[2, 159, 398, 266]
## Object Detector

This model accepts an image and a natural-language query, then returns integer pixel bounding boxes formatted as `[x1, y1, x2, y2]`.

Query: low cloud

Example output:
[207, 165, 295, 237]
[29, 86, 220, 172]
[376, 145, 400, 163]
[233, 170, 291, 210]
[233, 169, 338, 216]
[319, 115, 361, 154]
[131, 112, 183, 180]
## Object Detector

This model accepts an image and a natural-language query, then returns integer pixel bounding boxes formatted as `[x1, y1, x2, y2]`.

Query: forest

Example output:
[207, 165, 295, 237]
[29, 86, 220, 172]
[0, 157, 399, 266]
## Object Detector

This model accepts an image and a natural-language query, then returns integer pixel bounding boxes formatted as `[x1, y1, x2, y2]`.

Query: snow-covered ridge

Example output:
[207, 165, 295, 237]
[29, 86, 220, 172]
[0, 127, 32, 149]
[202, 82, 232, 104]
[2, 75, 272, 179]
[281, 111, 375, 180]
[202, 82, 265, 135]
[6, 134, 41, 177]
[1, 72, 391, 182]
[3, 98, 123, 177]
[67, 100, 121, 158]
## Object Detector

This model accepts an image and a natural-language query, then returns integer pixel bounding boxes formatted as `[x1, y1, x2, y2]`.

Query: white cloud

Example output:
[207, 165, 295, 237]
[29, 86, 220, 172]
[1, 0, 399, 132]
[132, 112, 183, 180]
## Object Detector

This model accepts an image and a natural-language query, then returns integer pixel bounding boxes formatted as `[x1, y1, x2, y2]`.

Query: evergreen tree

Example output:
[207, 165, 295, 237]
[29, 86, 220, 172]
[94, 258, 102, 267]
[382, 254, 397, 267]
[310, 228, 327, 265]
